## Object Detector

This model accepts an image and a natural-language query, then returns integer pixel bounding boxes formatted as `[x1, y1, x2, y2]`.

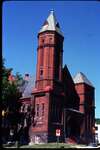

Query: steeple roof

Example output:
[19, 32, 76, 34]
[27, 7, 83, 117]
[73, 72, 94, 87]
[39, 10, 63, 36]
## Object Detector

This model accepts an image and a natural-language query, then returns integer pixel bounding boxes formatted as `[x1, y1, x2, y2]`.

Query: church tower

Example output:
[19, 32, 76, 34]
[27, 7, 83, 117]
[30, 10, 64, 143]
[36, 10, 64, 90]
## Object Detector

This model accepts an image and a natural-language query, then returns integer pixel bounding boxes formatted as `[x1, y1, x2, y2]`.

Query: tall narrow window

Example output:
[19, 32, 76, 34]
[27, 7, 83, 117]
[40, 49, 44, 66]
[42, 103, 44, 116]
[40, 48, 44, 80]
[42, 39, 44, 44]
[49, 37, 52, 44]
[40, 68, 43, 79]
[36, 104, 39, 117]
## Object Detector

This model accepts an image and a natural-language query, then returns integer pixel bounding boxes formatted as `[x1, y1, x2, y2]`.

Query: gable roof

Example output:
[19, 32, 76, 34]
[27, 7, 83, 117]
[39, 10, 63, 36]
[22, 76, 35, 98]
[18, 80, 29, 93]
[62, 65, 75, 85]
[73, 72, 94, 87]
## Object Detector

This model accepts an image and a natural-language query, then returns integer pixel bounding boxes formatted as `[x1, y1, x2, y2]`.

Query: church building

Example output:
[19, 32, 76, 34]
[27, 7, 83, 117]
[20, 10, 95, 144]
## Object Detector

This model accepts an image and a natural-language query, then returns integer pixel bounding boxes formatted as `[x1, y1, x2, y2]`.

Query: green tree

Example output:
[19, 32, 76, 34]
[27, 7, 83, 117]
[2, 59, 22, 111]
[2, 59, 23, 143]
[95, 118, 100, 124]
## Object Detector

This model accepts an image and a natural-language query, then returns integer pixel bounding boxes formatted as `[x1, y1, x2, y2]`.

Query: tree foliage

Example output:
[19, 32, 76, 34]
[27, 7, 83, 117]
[95, 118, 100, 124]
[2, 59, 33, 144]
[2, 58, 22, 124]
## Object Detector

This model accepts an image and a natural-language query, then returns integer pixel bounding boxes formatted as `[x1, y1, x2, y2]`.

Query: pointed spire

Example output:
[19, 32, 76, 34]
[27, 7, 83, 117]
[39, 10, 63, 36]
[73, 72, 94, 87]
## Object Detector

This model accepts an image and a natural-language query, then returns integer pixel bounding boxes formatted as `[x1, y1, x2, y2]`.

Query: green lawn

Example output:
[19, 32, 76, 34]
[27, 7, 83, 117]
[21, 143, 86, 148]
[3, 143, 87, 149]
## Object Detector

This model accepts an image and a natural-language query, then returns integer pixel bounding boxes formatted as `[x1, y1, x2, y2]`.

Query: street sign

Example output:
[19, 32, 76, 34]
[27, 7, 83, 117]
[56, 129, 61, 136]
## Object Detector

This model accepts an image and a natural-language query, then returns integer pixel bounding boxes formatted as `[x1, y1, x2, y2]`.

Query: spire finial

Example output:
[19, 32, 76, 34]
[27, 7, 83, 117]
[50, 9, 54, 14]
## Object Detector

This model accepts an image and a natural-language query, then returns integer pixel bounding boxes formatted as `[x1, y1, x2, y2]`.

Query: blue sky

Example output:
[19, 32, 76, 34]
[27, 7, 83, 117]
[2, 1, 100, 118]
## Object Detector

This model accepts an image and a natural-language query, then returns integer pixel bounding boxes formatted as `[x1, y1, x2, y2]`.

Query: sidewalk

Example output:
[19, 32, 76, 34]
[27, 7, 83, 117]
[75, 145, 100, 149]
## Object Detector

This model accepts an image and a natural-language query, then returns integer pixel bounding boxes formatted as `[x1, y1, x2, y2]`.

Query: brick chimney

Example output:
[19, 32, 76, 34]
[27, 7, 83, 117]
[8, 72, 15, 83]
[24, 74, 30, 81]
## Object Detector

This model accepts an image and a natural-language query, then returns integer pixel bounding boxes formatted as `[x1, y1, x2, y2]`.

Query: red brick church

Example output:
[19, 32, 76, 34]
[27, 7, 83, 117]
[20, 10, 95, 144]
